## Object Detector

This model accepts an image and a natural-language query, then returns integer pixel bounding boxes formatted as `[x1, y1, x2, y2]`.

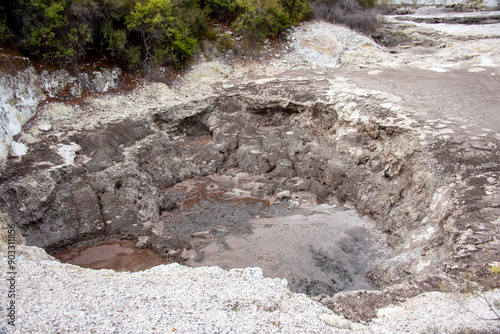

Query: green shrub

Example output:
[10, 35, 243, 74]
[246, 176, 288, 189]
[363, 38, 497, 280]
[232, 0, 290, 41]
[217, 32, 234, 53]
[125, 0, 174, 54]
[0, 19, 12, 42]
[1, 0, 312, 69]
[19, 0, 93, 63]
[102, 24, 125, 57]
[126, 0, 205, 69]
[124, 44, 142, 68]
[205, 27, 218, 41]
[173, 0, 209, 40]
[101, 24, 142, 68]
[206, 0, 309, 42]
[204, 0, 242, 22]
[170, 29, 198, 65]
[279, 0, 311, 24]
[97, 0, 141, 68]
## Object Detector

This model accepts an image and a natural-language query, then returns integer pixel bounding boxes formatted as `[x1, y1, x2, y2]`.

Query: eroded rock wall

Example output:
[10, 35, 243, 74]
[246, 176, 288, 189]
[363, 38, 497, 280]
[0, 55, 44, 163]
[0, 54, 124, 166]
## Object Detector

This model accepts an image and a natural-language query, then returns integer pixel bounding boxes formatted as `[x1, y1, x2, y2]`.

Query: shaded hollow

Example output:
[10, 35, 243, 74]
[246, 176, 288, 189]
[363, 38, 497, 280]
[2, 75, 499, 317]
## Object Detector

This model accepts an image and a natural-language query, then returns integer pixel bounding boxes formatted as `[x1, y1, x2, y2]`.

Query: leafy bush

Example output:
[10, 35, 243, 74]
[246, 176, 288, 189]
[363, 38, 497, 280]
[126, 0, 205, 69]
[176, 2, 208, 40]
[311, 0, 379, 34]
[232, 0, 291, 41]
[125, 0, 176, 62]
[205, 0, 310, 42]
[98, 0, 143, 68]
[280, 0, 311, 24]
[1, 0, 313, 69]
[169, 29, 198, 66]
[0, 19, 11, 42]
[101, 25, 141, 68]
[217, 32, 234, 53]
[19, 0, 94, 63]
[204, 0, 242, 22]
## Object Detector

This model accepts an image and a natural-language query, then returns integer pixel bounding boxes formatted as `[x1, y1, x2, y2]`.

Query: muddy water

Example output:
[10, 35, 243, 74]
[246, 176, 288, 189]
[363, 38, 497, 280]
[54, 175, 391, 295]
[187, 204, 391, 296]
[54, 241, 170, 272]
[160, 176, 391, 296]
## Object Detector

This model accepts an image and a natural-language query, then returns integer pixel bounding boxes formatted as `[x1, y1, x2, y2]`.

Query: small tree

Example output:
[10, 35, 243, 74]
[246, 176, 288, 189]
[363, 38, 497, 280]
[0, 19, 12, 42]
[19, 0, 93, 63]
[126, 0, 200, 69]
[232, 0, 290, 41]
[279, 0, 311, 25]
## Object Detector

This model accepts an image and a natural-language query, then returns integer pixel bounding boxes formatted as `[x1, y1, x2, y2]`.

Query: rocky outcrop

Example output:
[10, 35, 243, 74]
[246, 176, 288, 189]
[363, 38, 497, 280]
[0, 55, 124, 166]
[0, 55, 44, 164]
[40, 66, 122, 100]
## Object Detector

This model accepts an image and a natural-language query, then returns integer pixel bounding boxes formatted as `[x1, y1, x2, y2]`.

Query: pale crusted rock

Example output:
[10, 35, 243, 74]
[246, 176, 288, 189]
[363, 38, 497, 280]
[37, 121, 52, 132]
[9, 141, 27, 157]
[320, 313, 352, 329]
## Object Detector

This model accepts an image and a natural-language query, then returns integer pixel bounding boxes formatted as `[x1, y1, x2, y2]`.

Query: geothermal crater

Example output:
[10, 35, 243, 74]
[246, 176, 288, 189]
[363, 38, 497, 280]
[4, 87, 398, 296]
[1, 68, 499, 323]
[2, 9, 500, 331]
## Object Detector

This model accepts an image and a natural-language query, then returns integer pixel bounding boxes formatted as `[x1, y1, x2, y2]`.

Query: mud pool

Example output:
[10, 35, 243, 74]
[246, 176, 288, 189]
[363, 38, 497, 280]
[54, 241, 170, 272]
[55, 175, 390, 296]
[186, 205, 390, 296]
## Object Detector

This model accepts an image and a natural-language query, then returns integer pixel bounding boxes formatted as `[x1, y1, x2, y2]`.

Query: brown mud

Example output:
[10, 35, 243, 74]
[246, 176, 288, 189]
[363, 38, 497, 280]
[54, 240, 170, 272]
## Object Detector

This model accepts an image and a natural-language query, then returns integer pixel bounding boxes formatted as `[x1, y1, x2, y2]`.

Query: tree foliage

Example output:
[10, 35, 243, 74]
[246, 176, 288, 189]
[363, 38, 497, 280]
[232, 0, 291, 41]
[0, 0, 314, 69]
[206, 0, 311, 41]
[18, 0, 93, 62]
[126, 0, 204, 68]
[0, 19, 11, 43]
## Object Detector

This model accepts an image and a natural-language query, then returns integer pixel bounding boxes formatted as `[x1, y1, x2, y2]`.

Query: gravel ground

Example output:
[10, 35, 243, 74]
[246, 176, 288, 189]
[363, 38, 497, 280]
[371, 290, 500, 333]
[1, 248, 499, 333]
[1, 249, 351, 334]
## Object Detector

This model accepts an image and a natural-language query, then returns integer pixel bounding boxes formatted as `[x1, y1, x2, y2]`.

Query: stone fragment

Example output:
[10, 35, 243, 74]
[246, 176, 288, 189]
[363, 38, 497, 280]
[276, 190, 291, 199]
[136, 236, 149, 248]
[319, 313, 352, 329]
[10, 141, 28, 157]
[37, 121, 52, 132]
